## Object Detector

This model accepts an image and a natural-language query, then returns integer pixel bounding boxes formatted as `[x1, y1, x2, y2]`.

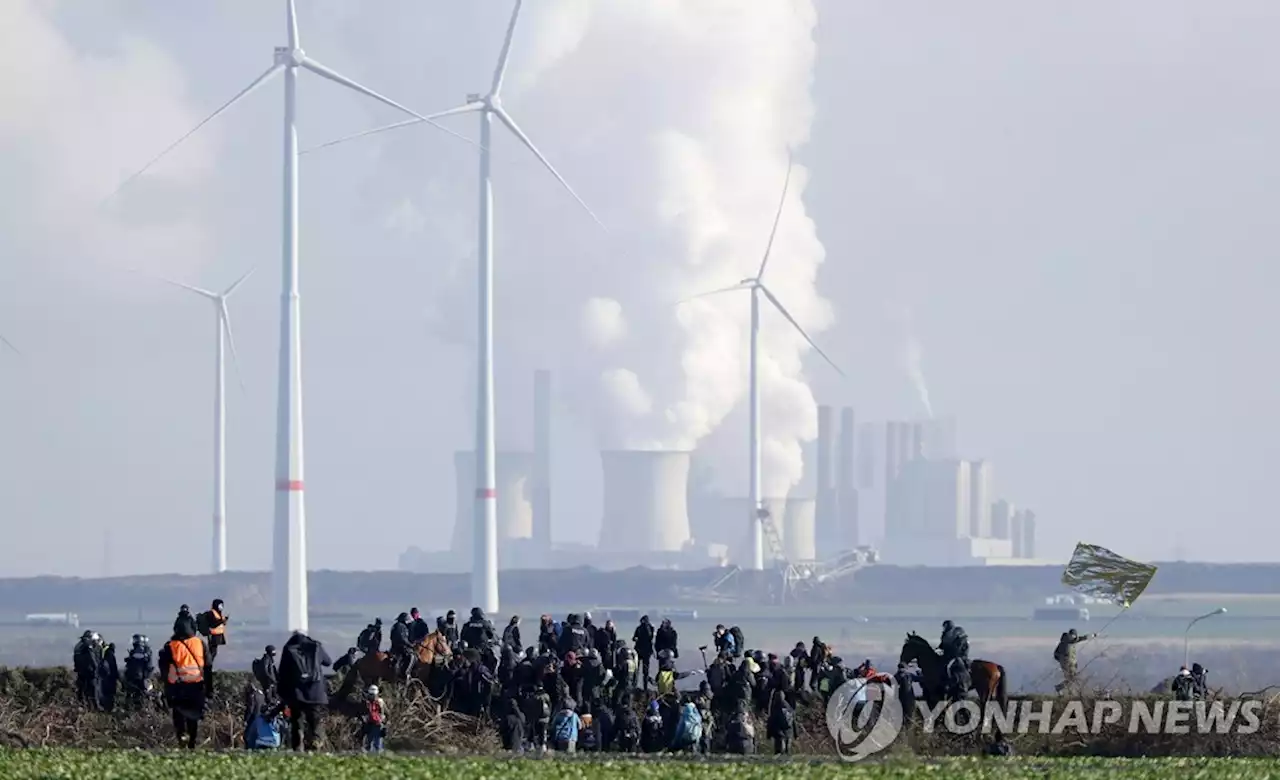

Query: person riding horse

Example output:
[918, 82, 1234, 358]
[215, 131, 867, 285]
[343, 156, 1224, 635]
[938, 620, 970, 697]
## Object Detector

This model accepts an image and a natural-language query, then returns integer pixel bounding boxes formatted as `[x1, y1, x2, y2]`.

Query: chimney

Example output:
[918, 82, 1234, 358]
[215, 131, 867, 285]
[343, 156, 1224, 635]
[838, 407, 858, 548]
[815, 405, 836, 551]
[897, 421, 913, 468]
[991, 499, 1014, 539]
[885, 422, 900, 485]
[968, 461, 991, 538]
[857, 423, 875, 489]
[598, 450, 692, 553]
[533, 369, 551, 548]
[911, 422, 925, 461]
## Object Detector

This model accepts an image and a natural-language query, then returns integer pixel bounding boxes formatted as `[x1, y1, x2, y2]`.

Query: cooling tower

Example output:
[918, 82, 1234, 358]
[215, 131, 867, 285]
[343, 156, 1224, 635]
[837, 407, 858, 548]
[1022, 510, 1037, 558]
[453, 451, 535, 554]
[815, 405, 836, 551]
[784, 497, 817, 562]
[532, 369, 552, 548]
[598, 450, 692, 553]
[968, 460, 991, 538]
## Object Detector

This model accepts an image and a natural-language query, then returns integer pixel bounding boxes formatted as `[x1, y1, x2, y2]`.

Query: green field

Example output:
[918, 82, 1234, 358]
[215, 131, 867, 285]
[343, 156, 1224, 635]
[0, 751, 1267, 779]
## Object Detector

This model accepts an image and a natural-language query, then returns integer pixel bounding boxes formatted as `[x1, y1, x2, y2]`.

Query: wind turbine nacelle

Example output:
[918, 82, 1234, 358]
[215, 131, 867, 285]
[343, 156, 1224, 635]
[467, 93, 482, 103]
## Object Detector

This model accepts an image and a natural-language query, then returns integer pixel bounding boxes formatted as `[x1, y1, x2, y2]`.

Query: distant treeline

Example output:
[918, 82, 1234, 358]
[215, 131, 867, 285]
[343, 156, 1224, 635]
[0, 562, 1273, 615]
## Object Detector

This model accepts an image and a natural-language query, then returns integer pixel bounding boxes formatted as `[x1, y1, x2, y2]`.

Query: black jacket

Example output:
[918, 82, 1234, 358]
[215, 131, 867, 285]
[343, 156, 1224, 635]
[461, 618, 495, 648]
[253, 654, 278, 692]
[277, 633, 332, 706]
[390, 621, 412, 653]
[655, 624, 679, 657]
[633, 621, 656, 657]
[558, 622, 590, 658]
[124, 646, 153, 684]
[594, 625, 617, 661]
[409, 618, 431, 644]
[502, 624, 523, 653]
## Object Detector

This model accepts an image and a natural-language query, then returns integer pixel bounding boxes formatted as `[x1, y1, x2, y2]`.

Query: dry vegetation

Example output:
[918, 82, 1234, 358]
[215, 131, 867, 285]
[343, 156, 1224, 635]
[0, 667, 1278, 757]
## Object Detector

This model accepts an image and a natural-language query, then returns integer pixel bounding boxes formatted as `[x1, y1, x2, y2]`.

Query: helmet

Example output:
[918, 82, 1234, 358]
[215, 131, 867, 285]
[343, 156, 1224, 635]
[942, 620, 953, 631]
[366, 684, 379, 697]
[374, 617, 382, 626]
[470, 607, 483, 619]
[81, 630, 93, 640]
[397, 612, 409, 622]
[1068, 628, 1078, 638]
[265, 645, 277, 655]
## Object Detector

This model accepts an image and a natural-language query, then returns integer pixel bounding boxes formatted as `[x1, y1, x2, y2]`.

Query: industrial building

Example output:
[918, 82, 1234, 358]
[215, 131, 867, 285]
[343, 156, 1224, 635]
[402, 369, 1046, 575]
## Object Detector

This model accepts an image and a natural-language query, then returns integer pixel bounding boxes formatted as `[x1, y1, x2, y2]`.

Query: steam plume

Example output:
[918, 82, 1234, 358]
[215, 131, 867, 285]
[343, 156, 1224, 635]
[522, 0, 829, 497]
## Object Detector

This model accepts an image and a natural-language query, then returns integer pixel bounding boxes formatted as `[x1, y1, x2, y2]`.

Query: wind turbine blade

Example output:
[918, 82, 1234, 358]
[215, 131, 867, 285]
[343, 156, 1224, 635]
[0, 334, 18, 355]
[676, 283, 751, 306]
[101, 63, 282, 206]
[287, 0, 301, 49]
[759, 285, 845, 377]
[221, 302, 246, 394]
[491, 0, 524, 97]
[493, 106, 607, 232]
[756, 151, 794, 280]
[300, 102, 483, 155]
[155, 276, 218, 300]
[222, 266, 257, 297]
[299, 58, 482, 150]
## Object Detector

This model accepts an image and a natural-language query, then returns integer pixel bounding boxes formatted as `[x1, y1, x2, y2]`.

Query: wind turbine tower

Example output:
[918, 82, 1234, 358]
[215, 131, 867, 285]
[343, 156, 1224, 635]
[154, 269, 255, 574]
[105, 0, 469, 631]
[686, 155, 843, 571]
[306, 0, 605, 613]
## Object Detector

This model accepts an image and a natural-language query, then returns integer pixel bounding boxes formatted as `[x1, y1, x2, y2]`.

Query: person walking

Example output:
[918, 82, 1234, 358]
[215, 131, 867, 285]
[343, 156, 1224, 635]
[277, 631, 332, 751]
[158, 621, 211, 749]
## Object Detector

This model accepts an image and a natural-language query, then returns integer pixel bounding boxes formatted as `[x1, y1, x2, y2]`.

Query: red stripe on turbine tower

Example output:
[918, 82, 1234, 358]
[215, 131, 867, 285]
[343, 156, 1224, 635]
[476, 488, 497, 499]
[276, 479, 304, 491]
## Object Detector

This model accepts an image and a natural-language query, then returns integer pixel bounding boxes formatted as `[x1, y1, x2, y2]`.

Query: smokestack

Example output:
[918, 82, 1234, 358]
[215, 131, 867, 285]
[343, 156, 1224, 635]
[815, 405, 836, 551]
[911, 422, 925, 461]
[838, 407, 858, 548]
[533, 369, 551, 548]
[784, 498, 817, 561]
[598, 450, 692, 553]
[454, 452, 535, 554]
[897, 421, 913, 468]
[857, 423, 875, 489]
[885, 422, 899, 483]
[1022, 510, 1036, 558]
[968, 460, 991, 538]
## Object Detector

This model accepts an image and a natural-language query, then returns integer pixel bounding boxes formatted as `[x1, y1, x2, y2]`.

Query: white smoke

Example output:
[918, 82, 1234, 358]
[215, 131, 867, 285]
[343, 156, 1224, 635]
[581, 296, 627, 349]
[900, 307, 935, 419]
[520, 0, 829, 497]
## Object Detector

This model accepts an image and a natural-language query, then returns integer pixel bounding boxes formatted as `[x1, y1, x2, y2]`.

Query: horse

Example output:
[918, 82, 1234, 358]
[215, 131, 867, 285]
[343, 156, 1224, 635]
[333, 631, 454, 700]
[900, 632, 1007, 711]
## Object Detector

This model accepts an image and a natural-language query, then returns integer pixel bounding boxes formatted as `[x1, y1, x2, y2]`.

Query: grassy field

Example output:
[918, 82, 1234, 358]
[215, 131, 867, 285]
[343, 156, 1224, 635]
[0, 750, 1268, 779]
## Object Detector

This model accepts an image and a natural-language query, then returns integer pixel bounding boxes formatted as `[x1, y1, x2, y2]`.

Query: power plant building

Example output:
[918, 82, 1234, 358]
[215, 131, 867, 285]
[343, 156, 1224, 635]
[453, 451, 535, 554]
[597, 450, 693, 554]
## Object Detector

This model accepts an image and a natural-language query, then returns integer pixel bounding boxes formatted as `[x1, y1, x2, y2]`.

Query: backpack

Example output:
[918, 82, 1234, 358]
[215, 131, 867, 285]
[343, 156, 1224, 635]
[196, 611, 211, 637]
[536, 693, 552, 720]
[245, 714, 281, 749]
[287, 642, 319, 685]
[656, 669, 676, 696]
[674, 702, 703, 745]
[553, 709, 578, 742]
[728, 627, 745, 657]
[773, 705, 795, 731]
[366, 699, 384, 725]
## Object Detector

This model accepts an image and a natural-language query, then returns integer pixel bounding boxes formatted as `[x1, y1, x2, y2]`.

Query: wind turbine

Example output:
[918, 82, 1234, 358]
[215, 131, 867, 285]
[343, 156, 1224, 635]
[306, 0, 605, 613]
[686, 155, 844, 572]
[154, 269, 255, 575]
[105, 0, 473, 632]
[0, 335, 16, 355]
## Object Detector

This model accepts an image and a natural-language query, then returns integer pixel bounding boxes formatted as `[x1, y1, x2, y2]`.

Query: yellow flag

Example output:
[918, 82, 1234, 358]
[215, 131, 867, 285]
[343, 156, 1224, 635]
[1061, 542, 1157, 608]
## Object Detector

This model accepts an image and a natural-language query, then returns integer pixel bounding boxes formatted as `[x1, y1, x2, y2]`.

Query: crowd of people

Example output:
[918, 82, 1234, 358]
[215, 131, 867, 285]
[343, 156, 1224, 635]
[69, 600, 1206, 755]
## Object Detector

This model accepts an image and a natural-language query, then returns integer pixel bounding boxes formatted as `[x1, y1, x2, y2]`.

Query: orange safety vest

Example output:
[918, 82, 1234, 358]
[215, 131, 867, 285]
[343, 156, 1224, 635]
[167, 637, 205, 684]
[209, 609, 226, 637]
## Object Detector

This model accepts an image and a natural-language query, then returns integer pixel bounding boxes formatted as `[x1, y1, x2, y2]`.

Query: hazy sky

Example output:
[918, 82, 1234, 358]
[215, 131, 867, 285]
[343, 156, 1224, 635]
[1, 0, 1275, 577]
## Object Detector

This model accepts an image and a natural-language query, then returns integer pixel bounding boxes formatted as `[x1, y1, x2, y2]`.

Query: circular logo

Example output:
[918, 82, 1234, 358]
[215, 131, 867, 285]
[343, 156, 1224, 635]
[825, 677, 904, 762]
